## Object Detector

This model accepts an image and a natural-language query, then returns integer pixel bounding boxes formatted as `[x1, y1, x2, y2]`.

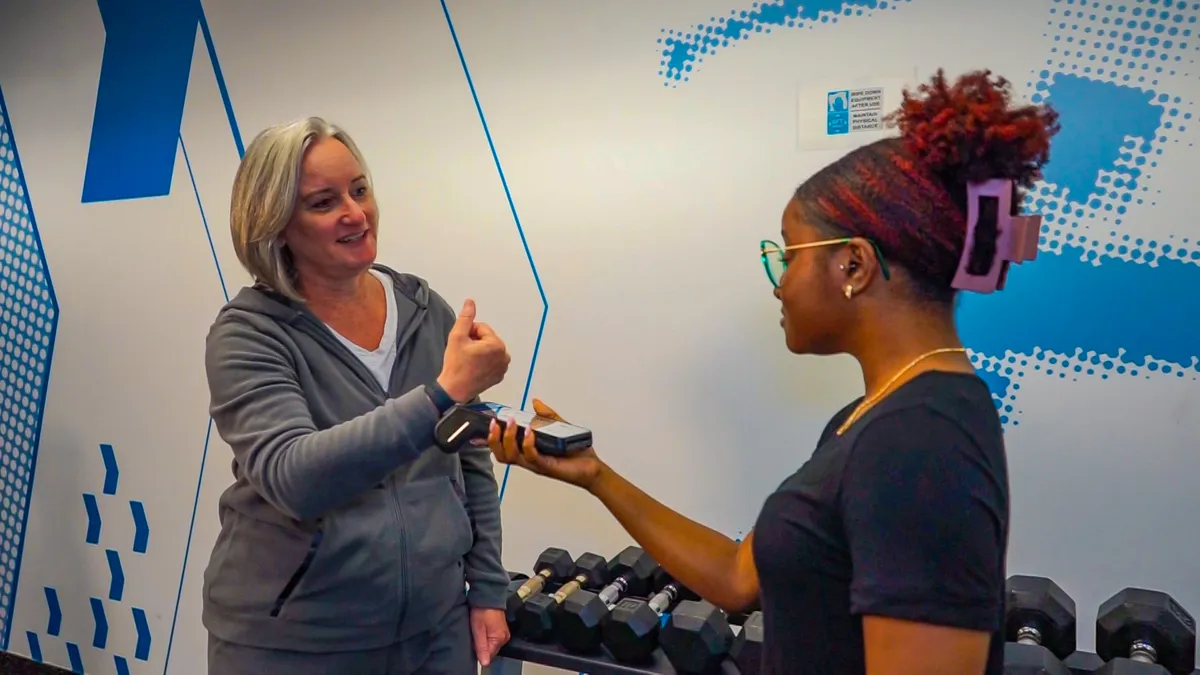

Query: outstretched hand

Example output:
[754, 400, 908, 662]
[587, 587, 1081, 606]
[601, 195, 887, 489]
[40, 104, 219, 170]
[487, 399, 605, 491]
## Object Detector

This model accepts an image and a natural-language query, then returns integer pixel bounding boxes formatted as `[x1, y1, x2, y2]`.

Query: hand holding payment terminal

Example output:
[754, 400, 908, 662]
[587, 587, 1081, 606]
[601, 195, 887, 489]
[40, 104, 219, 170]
[434, 402, 593, 456]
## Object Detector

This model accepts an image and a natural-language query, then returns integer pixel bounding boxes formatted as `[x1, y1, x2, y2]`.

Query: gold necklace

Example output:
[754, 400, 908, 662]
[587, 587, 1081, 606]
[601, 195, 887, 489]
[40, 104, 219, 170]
[835, 347, 968, 436]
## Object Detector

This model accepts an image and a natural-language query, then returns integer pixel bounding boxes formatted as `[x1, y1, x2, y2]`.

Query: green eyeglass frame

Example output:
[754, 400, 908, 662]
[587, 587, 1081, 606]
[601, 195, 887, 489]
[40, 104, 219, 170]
[759, 237, 891, 289]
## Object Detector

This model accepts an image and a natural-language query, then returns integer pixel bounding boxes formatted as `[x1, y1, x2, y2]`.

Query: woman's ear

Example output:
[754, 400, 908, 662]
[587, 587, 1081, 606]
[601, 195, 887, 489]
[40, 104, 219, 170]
[838, 238, 882, 295]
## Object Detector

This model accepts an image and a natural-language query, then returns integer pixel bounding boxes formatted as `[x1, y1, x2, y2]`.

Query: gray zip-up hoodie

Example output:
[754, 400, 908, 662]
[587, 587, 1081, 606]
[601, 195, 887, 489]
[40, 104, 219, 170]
[200, 265, 507, 652]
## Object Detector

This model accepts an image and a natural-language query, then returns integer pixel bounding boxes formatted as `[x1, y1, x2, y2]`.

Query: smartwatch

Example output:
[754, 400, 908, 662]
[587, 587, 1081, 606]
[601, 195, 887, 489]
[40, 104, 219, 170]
[425, 381, 458, 416]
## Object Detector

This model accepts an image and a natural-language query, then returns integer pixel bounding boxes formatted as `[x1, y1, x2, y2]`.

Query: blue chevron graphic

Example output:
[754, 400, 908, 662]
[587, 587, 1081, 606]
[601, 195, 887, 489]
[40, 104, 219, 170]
[132, 607, 151, 660]
[82, 494, 101, 545]
[658, 0, 914, 86]
[66, 641, 83, 673]
[43, 588, 61, 637]
[90, 597, 109, 649]
[0, 83, 62, 651]
[99, 443, 119, 495]
[440, 0, 549, 504]
[115, 655, 130, 675]
[106, 549, 124, 602]
[25, 631, 42, 662]
[83, 0, 204, 202]
[130, 500, 149, 554]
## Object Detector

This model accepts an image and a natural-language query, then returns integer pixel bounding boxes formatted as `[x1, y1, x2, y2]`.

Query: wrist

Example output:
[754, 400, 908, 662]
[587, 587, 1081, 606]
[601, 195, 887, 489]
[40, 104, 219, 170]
[436, 375, 469, 404]
[586, 461, 616, 497]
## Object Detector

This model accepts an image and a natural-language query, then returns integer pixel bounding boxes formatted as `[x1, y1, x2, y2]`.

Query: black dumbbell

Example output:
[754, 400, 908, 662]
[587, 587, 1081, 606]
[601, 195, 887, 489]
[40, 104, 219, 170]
[730, 611, 763, 675]
[601, 571, 699, 664]
[505, 548, 576, 625]
[1002, 575, 1076, 675]
[504, 573, 530, 611]
[515, 552, 610, 642]
[660, 599, 736, 674]
[554, 546, 661, 654]
[1094, 587, 1196, 675]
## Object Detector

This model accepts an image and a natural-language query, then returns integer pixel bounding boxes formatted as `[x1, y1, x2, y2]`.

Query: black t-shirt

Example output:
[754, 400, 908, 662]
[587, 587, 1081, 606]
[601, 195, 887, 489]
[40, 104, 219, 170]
[751, 371, 1009, 675]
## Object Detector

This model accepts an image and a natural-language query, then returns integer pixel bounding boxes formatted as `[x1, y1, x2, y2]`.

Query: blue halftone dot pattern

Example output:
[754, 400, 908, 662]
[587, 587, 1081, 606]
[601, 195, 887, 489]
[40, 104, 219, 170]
[1029, 0, 1200, 265]
[0, 92, 58, 649]
[657, 0, 913, 86]
[654, 1, 1200, 427]
[956, 0, 1200, 426]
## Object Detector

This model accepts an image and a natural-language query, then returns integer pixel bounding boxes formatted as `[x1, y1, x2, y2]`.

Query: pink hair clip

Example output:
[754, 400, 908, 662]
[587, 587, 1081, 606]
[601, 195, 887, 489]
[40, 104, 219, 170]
[951, 179, 1041, 294]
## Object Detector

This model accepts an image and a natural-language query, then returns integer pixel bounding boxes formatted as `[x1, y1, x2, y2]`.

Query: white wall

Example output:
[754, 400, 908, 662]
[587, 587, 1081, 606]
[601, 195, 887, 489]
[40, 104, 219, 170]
[1, 0, 1199, 672]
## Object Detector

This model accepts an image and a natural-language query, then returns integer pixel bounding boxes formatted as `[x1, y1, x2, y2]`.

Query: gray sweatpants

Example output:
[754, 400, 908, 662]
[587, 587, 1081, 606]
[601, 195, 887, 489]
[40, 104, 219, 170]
[207, 601, 477, 674]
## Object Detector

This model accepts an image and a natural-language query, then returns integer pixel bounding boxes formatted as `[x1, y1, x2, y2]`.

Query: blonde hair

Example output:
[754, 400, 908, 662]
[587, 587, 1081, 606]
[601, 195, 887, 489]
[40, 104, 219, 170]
[228, 116, 372, 301]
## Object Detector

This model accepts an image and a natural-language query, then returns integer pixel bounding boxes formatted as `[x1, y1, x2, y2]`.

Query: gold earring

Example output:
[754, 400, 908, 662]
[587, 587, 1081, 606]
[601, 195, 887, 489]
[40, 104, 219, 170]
[844, 285, 854, 299]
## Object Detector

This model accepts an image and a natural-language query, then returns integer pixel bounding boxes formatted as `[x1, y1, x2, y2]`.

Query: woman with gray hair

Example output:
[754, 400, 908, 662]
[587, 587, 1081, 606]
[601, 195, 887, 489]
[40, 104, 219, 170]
[201, 116, 513, 674]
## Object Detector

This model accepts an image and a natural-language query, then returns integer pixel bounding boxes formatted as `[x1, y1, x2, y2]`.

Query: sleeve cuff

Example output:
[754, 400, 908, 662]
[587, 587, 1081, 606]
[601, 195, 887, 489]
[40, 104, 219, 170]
[466, 578, 509, 610]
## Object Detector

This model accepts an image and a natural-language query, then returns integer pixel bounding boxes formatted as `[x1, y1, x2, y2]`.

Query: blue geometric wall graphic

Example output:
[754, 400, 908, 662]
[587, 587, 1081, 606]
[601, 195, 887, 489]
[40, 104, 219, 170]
[25, 631, 41, 662]
[82, 495, 101, 545]
[99, 443, 119, 495]
[43, 588, 61, 636]
[65, 641, 83, 673]
[130, 500, 149, 554]
[0, 84, 60, 652]
[959, 0, 1200, 425]
[83, 0, 204, 202]
[659, 0, 1200, 427]
[105, 549, 124, 602]
[89, 597, 107, 649]
[163, 5, 242, 671]
[26, 440, 148, 670]
[440, 0, 550, 503]
[132, 607, 150, 661]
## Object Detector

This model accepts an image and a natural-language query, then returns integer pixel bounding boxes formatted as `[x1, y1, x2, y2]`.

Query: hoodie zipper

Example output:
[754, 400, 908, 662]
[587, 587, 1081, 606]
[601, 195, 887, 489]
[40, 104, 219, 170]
[382, 304, 427, 628]
[287, 283, 430, 625]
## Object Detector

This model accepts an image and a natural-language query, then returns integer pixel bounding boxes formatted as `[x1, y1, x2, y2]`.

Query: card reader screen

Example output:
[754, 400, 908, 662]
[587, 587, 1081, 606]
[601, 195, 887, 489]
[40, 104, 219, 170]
[468, 404, 588, 440]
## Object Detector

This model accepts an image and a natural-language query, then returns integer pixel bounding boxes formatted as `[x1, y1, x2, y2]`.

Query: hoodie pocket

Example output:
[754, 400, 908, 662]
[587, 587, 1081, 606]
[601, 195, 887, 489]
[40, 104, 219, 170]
[398, 476, 474, 574]
[274, 487, 402, 626]
[205, 489, 401, 627]
[205, 512, 323, 617]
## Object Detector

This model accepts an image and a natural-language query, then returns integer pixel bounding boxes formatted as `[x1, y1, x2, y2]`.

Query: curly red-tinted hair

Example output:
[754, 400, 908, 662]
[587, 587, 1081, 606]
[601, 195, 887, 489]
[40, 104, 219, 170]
[794, 69, 1061, 302]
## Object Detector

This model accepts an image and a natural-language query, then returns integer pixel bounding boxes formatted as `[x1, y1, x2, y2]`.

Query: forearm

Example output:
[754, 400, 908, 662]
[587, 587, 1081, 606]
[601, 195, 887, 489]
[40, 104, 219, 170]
[219, 386, 439, 521]
[588, 464, 755, 612]
[458, 447, 508, 608]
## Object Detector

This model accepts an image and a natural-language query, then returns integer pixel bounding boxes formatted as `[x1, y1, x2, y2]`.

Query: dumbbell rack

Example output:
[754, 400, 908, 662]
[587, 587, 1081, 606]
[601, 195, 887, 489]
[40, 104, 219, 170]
[480, 641, 1200, 674]
[482, 638, 742, 674]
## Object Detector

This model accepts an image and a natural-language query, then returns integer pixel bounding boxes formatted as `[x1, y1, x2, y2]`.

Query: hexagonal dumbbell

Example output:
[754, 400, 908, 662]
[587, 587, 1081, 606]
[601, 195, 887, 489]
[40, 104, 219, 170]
[730, 611, 763, 675]
[602, 570, 699, 664]
[1094, 587, 1196, 675]
[1002, 575, 1077, 675]
[660, 599, 736, 674]
[515, 552, 609, 642]
[553, 546, 660, 654]
[505, 548, 576, 626]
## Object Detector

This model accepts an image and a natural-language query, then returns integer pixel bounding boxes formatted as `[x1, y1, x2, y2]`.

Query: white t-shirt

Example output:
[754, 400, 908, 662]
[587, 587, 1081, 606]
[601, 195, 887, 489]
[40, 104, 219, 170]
[325, 269, 399, 391]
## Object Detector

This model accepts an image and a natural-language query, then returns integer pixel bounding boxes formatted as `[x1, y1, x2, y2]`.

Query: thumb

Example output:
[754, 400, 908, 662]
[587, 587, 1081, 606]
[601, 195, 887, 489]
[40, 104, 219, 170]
[532, 398, 564, 422]
[473, 626, 490, 665]
[451, 299, 477, 338]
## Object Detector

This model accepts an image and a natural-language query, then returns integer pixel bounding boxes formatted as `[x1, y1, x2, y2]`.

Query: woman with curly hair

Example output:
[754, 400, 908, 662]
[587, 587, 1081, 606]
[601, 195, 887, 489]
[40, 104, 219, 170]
[488, 69, 1060, 675]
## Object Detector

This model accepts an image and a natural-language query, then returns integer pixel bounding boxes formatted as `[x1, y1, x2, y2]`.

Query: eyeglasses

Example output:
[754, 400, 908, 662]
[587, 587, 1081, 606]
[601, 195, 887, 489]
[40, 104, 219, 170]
[759, 237, 891, 289]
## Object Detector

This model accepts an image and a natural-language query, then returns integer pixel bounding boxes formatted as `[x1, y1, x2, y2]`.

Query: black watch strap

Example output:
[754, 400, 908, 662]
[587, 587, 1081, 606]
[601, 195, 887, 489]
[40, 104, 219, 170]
[425, 382, 457, 416]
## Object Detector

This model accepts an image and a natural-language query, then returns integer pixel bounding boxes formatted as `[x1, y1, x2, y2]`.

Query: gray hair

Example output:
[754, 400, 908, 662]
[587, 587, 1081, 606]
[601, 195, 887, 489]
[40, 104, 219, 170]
[228, 116, 372, 301]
